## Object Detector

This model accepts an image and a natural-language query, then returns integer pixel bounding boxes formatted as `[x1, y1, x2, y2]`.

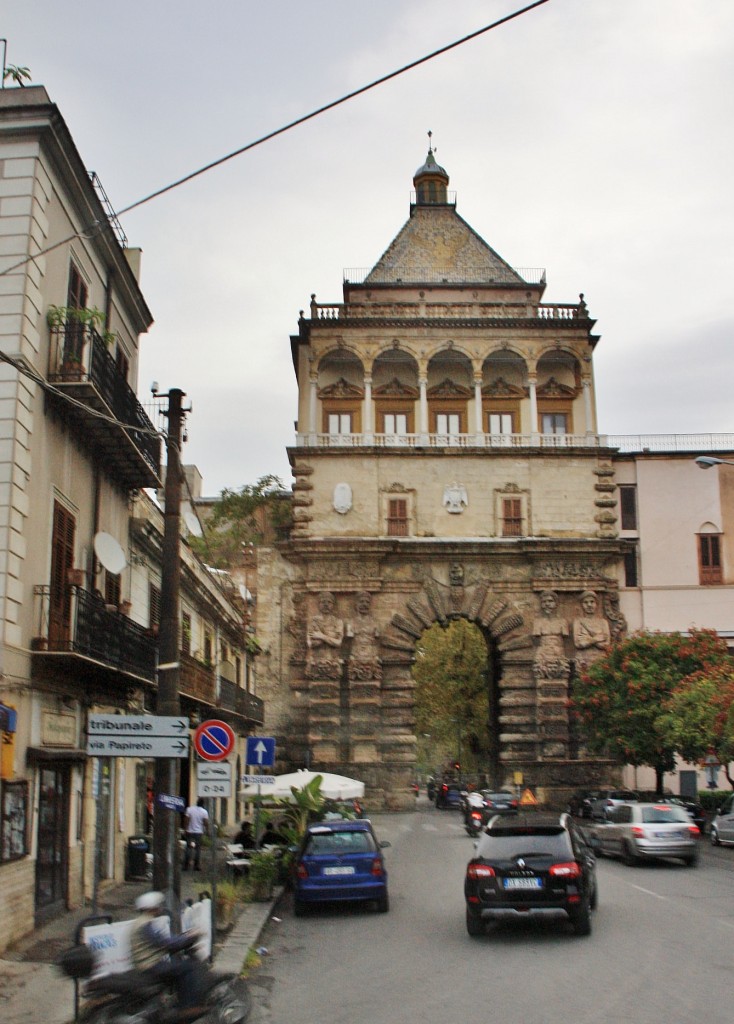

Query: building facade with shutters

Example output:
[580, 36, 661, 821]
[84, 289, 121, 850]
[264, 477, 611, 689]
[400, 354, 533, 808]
[252, 147, 734, 809]
[0, 87, 262, 951]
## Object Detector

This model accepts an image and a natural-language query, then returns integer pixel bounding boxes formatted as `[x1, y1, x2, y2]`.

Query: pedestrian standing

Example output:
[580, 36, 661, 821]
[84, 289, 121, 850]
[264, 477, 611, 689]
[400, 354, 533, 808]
[183, 798, 209, 871]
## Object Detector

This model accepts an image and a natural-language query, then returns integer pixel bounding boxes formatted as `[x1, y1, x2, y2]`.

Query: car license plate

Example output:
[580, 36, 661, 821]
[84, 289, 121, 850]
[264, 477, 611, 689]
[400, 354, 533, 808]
[503, 877, 542, 890]
[323, 866, 355, 875]
[655, 830, 686, 839]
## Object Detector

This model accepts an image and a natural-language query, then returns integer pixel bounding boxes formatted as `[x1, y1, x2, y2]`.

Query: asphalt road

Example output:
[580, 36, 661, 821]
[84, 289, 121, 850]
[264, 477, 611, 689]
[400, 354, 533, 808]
[249, 802, 734, 1024]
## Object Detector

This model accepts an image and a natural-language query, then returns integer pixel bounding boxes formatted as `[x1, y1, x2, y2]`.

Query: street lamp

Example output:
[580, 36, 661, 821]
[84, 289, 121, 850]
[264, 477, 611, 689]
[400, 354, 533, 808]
[695, 456, 734, 469]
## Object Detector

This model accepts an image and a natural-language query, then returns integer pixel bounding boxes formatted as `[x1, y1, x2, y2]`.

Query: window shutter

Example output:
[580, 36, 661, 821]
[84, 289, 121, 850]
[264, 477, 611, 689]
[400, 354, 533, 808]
[387, 498, 409, 536]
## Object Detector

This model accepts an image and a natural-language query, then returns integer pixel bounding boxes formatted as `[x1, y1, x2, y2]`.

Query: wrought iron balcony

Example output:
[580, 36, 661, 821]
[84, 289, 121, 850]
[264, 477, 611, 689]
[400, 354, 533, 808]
[179, 651, 217, 706]
[48, 320, 161, 489]
[218, 676, 264, 726]
[32, 585, 157, 688]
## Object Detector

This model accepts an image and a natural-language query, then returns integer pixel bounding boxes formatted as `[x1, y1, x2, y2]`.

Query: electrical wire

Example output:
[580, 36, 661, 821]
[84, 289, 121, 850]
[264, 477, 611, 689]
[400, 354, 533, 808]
[0, 1, 549, 279]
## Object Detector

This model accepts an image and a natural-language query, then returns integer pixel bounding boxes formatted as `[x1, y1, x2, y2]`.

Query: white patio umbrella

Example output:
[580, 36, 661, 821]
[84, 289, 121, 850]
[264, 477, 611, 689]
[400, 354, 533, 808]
[239, 768, 364, 801]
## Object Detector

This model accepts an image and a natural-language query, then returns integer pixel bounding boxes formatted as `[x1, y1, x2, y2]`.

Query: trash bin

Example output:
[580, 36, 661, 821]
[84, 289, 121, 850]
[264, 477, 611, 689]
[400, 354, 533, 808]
[126, 834, 150, 880]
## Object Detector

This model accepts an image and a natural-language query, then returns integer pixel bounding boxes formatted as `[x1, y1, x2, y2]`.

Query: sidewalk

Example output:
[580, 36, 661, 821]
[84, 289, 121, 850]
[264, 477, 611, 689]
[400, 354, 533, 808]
[0, 872, 282, 1024]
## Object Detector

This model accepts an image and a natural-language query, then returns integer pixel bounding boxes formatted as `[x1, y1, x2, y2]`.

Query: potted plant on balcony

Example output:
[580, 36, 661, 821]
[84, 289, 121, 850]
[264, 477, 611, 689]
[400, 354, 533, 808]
[67, 568, 85, 587]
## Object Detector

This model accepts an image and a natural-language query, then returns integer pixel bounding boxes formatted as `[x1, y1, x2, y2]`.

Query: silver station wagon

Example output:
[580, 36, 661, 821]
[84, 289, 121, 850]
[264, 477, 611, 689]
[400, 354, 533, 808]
[595, 802, 699, 867]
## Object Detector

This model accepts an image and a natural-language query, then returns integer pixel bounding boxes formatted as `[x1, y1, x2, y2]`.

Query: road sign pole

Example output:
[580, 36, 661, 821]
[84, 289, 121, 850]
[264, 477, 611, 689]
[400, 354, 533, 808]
[152, 387, 186, 922]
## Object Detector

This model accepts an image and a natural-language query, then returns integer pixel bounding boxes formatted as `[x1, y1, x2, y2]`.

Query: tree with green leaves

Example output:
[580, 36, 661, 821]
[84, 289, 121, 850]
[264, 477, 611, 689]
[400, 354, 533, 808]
[191, 474, 289, 567]
[412, 619, 491, 773]
[657, 663, 734, 788]
[3, 65, 32, 87]
[570, 628, 730, 792]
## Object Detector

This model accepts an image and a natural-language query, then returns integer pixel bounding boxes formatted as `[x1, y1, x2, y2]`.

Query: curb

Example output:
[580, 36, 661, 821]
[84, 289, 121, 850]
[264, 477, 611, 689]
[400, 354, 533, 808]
[213, 887, 284, 974]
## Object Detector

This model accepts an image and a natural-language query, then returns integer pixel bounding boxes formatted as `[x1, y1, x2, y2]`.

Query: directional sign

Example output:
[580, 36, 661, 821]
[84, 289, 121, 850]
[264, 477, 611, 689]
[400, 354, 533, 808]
[88, 714, 189, 737]
[86, 735, 189, 758]
[194, 720, 235, 762]
[197, 762, 232, 782]
[245, 735, 276, 767]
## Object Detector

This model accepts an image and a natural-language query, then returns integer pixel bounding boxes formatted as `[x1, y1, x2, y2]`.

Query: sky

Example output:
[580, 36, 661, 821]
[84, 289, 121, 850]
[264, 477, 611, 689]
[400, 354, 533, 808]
[3, 1, 733, 495]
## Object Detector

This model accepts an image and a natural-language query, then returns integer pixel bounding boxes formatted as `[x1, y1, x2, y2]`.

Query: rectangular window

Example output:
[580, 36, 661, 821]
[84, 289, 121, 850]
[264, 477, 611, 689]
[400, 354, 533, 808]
[67, 263, 88, 310]
[104, 572, 121, 608]
[436, 413, 461, 434]
[115, 347, 129, 382]
[387, 498, 409, 537]
[149, 583, 161, 630]
[49, 501, 76, 645]
[501, 498, 523, 537]
[204, 632, 213, 666]
[699, 534, 722, 585]
[623, 550, 638, 587]
[328, 413, 352, 435]
[488, 412, 514, 435]
[181, 612, 192, 655]
[619, 485, 638, 531]
[382, 412, 408, 435]
[541, 412, 568, 435]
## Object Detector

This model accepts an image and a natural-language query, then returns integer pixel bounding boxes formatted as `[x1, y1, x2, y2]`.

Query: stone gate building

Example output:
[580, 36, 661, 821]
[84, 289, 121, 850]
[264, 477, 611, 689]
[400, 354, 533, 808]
[255, 147, 627, 808]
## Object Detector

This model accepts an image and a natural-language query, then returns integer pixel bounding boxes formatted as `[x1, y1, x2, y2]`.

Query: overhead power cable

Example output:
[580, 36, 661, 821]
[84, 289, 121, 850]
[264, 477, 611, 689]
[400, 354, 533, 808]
[0, 0, 549, 278]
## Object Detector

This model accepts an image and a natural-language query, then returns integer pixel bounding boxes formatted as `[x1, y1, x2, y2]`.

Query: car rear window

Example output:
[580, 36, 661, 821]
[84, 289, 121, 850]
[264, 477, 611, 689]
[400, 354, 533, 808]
[640, 806, 690, 824]
[478, 829, 573, 859]
[304, 830, 376, 855]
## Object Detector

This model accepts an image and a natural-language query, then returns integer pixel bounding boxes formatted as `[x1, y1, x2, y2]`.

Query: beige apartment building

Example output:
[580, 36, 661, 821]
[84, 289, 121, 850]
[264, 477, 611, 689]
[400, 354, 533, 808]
[252, 147, 734, 809]
[0, 87, 262, 951]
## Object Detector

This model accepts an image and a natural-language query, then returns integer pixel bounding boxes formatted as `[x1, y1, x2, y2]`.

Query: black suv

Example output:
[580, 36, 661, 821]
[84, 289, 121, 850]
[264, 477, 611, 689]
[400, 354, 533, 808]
[464, 813, 597, 937]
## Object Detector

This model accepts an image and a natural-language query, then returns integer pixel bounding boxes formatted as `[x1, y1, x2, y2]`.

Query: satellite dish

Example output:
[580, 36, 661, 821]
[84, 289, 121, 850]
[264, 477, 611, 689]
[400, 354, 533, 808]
[181, 502, 203, 537]
[94, 532, 127, 575]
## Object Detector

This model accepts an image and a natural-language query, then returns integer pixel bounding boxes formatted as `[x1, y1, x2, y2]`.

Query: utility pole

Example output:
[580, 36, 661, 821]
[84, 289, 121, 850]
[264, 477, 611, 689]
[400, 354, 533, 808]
[152, 388, 186, 914]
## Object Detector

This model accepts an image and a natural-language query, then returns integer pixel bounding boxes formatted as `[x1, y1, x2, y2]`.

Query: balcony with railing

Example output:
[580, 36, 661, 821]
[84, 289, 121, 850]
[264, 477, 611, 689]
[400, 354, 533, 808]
[32, 584, 157, 689]
[295, 431, 734, 453]
[217, 676, 264, 726]
[179, 651, 216, 706]
[47, 320, 161, 489]
[306, 295, 580, 324]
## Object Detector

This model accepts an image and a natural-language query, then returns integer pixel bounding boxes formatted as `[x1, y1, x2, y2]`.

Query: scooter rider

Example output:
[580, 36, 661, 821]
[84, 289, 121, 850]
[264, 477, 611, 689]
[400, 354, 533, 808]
[129, 891, 204, 1015]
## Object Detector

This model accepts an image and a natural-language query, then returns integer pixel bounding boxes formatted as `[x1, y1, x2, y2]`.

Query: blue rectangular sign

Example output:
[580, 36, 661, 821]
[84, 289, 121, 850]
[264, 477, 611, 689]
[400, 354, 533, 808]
[245, 736, 276, 767]
[156, 793, 186, 812]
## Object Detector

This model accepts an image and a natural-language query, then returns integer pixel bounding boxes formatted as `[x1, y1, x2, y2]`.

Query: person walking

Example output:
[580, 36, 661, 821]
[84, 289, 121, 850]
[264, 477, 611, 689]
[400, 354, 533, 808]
[183, 798, 209, 871]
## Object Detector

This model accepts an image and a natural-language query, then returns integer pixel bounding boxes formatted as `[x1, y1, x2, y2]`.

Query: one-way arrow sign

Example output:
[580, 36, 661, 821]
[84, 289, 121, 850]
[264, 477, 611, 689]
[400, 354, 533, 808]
[245, 736, 275, 767]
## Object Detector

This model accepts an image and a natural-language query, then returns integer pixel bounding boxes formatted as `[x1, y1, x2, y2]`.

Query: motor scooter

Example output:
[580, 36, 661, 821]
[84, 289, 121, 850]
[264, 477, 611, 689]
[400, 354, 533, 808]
[57, 933, 251, 1024]
[465, 807, 484, 837]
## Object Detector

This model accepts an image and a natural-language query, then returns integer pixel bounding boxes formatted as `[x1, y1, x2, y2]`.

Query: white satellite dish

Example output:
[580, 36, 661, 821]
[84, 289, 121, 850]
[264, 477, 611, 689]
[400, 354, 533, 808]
[181, 502, 203, 537]
[94, 532, 127, 575]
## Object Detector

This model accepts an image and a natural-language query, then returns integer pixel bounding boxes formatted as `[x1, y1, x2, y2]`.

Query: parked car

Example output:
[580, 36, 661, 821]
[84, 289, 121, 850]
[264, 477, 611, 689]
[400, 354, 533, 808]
[293, 818, 390, 915]
[590, 789, 639, 821]
[595, 802, 699, 866]
[567, 789, 602, 819]
[464, 812, 597, 937]
[637, 791, 706, 834]
[435, 781, 464, 809]
[710, 793, 734, 846]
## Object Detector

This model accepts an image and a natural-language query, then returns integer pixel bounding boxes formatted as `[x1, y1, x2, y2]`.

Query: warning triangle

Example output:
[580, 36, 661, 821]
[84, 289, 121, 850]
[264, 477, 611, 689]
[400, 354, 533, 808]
[519, 787, 538, 807]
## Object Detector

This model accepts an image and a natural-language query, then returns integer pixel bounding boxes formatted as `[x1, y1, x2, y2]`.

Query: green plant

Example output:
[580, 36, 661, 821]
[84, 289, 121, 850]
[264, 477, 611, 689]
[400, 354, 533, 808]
[215, 877, 248, 903]
[245, 634, 263, 657]
[47, 304, 107, 331]
[3, 65, 32, 87]
[248, 851, 279, 887]
[241, 947, 262, 976]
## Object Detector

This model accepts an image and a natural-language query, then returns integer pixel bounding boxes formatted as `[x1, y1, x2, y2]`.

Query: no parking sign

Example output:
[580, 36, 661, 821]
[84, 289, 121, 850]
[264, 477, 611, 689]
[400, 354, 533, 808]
[193, 719, 235, 762]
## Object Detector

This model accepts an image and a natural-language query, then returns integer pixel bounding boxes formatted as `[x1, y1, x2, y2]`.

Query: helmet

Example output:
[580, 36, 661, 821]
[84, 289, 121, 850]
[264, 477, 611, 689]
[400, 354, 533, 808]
[136, 891, 165, 911]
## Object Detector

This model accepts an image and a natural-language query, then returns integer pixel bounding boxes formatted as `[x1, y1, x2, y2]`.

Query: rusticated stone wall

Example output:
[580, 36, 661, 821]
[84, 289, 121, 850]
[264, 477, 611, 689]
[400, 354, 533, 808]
[254, 541, 627, 810]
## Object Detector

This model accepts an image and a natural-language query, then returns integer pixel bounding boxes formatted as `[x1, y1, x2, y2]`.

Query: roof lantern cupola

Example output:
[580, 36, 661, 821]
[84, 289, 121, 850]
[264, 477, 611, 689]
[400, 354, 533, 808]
[413, 131, 449, 206]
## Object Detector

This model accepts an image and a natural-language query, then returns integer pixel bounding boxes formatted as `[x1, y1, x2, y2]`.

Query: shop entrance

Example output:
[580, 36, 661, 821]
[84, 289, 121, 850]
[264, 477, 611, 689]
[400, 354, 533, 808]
[35, 763, 70, 919]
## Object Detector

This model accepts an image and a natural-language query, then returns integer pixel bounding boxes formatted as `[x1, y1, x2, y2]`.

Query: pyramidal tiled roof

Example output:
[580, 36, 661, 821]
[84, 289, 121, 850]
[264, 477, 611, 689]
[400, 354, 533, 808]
[365, 205, 525, 286]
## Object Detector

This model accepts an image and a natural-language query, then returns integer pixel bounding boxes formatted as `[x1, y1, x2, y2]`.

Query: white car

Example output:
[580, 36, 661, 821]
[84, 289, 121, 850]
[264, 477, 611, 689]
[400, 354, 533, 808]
[710, 794, 734, 846]
[595, 802, 699, 866]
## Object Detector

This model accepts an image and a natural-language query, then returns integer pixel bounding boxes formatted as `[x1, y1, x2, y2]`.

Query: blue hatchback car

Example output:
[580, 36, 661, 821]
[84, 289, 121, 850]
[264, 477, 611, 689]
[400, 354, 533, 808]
[293, 819, 390, 915]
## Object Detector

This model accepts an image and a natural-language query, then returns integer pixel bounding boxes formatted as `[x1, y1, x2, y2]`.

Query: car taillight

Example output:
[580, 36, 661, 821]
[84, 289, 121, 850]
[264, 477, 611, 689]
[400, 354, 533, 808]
[510, 800, 518, 809]
[548, 861, 581, 879]
[297, 862, 308, 880]
[688, 825, 700, 836]
[441, 784, 448, 793]
[631, 826, 644, 838]
[371, 858, 384, 877]
[467, 863, 495, 880]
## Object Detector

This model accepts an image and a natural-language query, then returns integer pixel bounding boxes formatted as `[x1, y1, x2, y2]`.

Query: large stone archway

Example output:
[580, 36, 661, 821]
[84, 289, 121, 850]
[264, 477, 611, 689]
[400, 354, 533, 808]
[259, 545, 624, 810]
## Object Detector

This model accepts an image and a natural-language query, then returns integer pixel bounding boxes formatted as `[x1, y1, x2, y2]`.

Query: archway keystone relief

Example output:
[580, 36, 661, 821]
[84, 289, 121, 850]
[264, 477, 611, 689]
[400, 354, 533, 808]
[279, 563, 625, 810]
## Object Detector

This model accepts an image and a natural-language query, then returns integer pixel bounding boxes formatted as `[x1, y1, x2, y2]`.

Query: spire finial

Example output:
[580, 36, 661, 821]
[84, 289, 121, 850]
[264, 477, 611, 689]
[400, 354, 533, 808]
[427, 129, 433, 154]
